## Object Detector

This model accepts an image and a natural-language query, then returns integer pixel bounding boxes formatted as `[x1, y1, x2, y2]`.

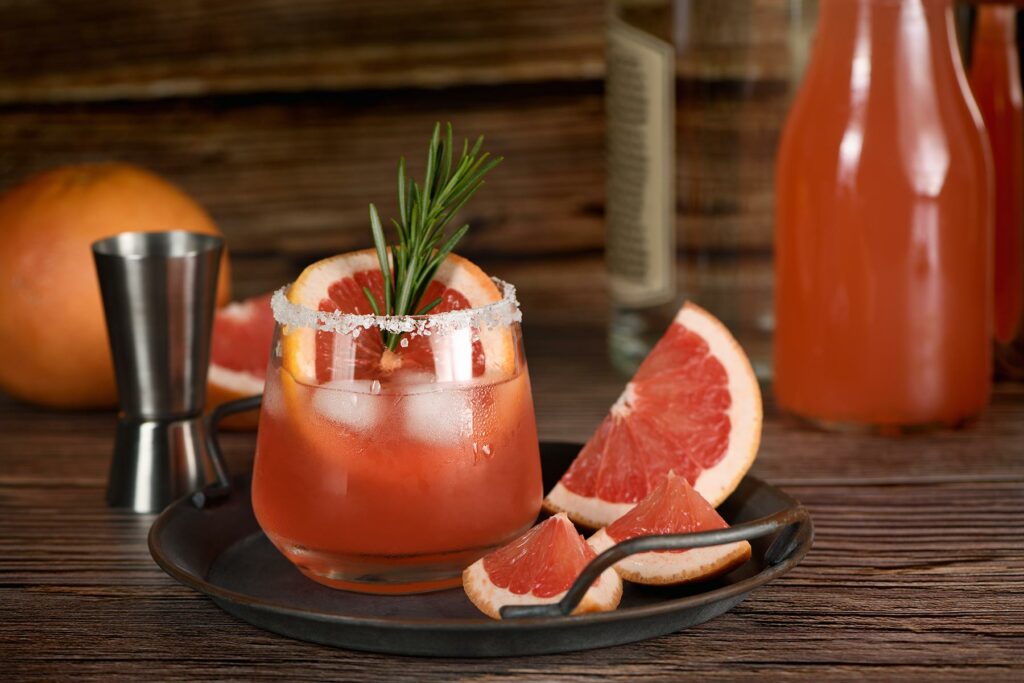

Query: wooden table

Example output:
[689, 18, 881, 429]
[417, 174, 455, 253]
[2, 322, 1022, 680]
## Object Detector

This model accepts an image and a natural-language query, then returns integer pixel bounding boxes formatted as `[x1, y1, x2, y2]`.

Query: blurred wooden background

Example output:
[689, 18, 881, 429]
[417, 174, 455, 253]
[0, 0, 607, 328]
[0, 0, 1010, 339]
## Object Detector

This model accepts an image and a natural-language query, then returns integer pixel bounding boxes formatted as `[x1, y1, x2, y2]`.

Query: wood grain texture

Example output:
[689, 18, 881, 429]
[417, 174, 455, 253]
[0, 82, 789, 259]
[1, 323, 1023, 681]
[0, 13, 793, 262]
[0, 85, 607, 262]
[1, 1, 1022, 677]
[0, 0, 604, 103]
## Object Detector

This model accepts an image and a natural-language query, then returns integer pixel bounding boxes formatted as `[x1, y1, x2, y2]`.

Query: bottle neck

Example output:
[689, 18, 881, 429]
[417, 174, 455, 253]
[816, 0, 955, 46]
[975, 5, 1017, 45]
[808, 0, 963, 90]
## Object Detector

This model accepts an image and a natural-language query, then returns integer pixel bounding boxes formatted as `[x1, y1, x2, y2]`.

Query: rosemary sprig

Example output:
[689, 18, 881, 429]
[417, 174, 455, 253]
[364, 122, 502, 351]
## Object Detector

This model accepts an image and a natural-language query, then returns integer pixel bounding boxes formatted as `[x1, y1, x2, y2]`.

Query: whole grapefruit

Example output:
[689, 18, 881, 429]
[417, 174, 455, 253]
[0, 163, 231, 408]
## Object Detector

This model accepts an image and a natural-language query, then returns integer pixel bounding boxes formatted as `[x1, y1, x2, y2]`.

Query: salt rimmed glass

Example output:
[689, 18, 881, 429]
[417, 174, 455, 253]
[251, 279, 543, 594]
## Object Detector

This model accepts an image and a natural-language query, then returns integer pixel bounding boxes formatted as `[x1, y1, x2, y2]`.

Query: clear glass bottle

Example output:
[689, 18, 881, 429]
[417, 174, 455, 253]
[605, 0, 817, 377]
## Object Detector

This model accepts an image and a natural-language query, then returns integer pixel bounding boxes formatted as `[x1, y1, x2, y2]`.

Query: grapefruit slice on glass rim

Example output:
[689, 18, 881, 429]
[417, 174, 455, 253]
[544, 302, 762, 528]
[280, 248, 514, 384]
[588, 472, 752, 585]
[207, 292, 276, 430]
[463, 513, 622, 619]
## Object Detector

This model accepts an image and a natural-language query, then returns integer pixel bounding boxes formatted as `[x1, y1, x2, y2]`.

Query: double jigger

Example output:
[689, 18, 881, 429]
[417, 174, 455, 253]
[92, 231, 224, 513]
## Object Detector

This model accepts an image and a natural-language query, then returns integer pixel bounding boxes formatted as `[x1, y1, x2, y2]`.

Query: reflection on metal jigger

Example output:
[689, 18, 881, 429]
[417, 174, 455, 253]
[92, 231, 223, 513]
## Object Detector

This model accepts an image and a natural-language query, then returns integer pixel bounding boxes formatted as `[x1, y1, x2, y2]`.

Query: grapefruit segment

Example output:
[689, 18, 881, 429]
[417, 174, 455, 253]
[462, 513, 622, 619]
[545, 302, 762, 528]
[588, 472, 752, 585]
[282, 249, 513, 385]
[207, 292, 276, 430]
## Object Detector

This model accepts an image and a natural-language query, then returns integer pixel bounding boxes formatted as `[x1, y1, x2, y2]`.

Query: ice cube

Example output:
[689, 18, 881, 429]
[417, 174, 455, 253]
[431, 327, 475, 382]
[312, 380, 378, 432]
[387, 369, 436, 390]
[403, 385, 474, 445]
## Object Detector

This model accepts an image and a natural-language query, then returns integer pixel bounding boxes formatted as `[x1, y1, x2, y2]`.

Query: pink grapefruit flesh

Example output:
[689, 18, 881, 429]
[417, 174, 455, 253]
[282, 249, 513, 385]
[588, 472, 752, 585]
[207, 292, 276, 430]
[462, 513, 622, 619]
[316, 263, 485, 381]
[544, 302, 762, 528]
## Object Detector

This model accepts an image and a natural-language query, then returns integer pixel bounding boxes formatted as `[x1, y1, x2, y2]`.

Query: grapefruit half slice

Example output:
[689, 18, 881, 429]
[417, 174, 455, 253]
[463, 513, 622, 619]
[282, 248, 513, 384]
[545, 302, 761, 528]
[588, 472, 752, 585]
[207, 292, 276, 430]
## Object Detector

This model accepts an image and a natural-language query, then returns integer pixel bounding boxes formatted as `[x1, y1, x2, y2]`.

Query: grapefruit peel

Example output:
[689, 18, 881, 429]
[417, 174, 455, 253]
[462, 513, 622, 620]
[588, 473, 752, 585]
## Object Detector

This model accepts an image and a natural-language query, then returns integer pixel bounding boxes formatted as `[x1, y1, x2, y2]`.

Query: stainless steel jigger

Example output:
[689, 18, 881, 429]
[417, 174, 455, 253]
[92, 231, 224, 513]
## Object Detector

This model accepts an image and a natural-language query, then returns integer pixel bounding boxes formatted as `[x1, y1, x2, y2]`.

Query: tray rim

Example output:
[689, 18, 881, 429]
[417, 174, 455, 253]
[148, 464, 813, 634]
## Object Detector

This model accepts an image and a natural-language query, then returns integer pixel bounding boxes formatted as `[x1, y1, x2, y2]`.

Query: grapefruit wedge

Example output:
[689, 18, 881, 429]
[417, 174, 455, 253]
[463, 513, 622, 619]
[282, 248, 513, 384]
[588, 472, 752, 585]
[207, 292, 276, 430]
[545, 302, 762, 528]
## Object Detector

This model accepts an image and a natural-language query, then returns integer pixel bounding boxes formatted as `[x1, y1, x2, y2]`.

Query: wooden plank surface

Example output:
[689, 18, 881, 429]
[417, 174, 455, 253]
[0, 5, 799, 263]
[2, 1, 1022, 677]
[1, 322, 1022, 680]
[0, 0, 603, 103]
[0, 76, 789, 259]
[0, 85, 606, 261]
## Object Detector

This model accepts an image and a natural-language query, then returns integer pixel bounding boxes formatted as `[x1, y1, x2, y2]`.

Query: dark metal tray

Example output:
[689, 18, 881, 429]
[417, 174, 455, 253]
[149, 400, 813, 657]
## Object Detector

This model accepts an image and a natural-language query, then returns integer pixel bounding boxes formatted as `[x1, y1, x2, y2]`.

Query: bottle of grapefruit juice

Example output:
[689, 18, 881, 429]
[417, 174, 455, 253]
[970, 4, 1024, 376]
[774, 0, 994, 429]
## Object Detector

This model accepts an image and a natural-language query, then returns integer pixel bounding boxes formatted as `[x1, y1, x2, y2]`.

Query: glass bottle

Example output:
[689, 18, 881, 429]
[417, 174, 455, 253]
[774, 0, 994, 430]
[970, 4, 1024, 377]
[605, 0, 816, 378]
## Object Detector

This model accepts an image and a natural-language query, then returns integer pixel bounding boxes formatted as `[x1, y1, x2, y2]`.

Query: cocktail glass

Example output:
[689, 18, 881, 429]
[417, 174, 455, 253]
[251, 279, 543, 594]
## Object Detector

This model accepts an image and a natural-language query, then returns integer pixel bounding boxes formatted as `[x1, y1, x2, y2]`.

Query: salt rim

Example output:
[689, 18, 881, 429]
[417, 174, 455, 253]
[270, 277, 522, 337]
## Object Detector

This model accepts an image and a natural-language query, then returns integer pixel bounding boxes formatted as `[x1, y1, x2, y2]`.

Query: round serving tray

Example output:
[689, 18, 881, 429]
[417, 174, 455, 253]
[149, 400, 813, 657]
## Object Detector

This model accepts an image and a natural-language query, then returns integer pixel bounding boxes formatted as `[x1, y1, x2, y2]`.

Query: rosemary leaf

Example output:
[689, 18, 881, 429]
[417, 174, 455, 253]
[415, 296, 444, 316]
[433, 224, 469, 267]
[368, 204, 392, 314]
[397, 157, 408, 227]
[362, 287, 381, 315]
[441, 123, 454, 188]
[423, 123, 440, 204]
[360, 122, 502, 352]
